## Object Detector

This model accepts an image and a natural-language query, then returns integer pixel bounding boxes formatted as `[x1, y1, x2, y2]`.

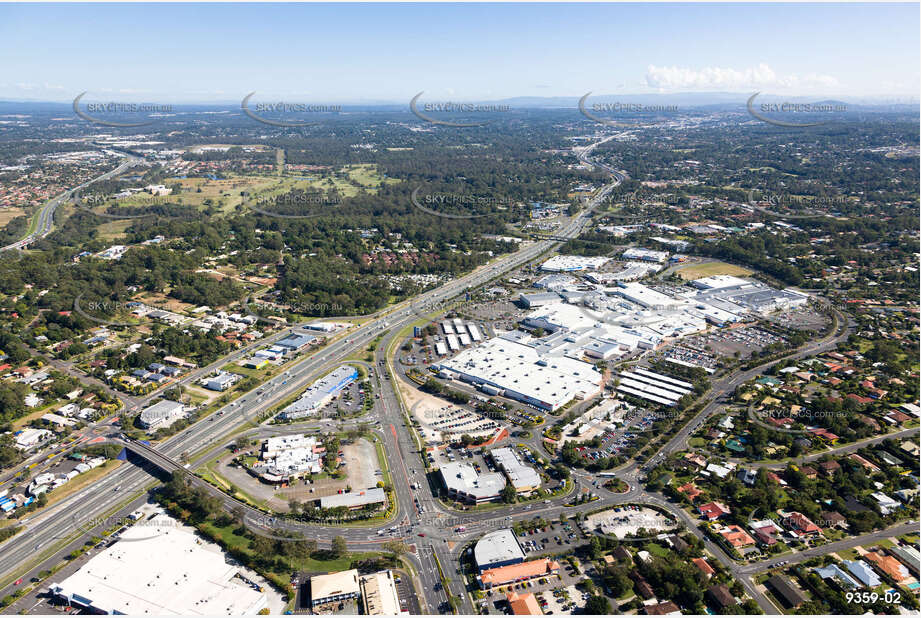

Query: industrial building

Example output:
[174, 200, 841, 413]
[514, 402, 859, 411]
[137, 400, 186, 430]
[49, 515, 268, 615]
[434, 337, 603, 412]
[310, 569, 361, 608]
[318, 487, 387, 510]
[280, 365, 359, 420]
[474, 529, 526, 571]
[440, 462, 507, 503]
[491, 447, 541, 494]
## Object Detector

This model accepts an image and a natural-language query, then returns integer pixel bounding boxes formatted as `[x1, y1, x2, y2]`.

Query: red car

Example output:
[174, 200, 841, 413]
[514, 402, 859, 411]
[417, 533, 426, 537]
[14, 579, 23, 586]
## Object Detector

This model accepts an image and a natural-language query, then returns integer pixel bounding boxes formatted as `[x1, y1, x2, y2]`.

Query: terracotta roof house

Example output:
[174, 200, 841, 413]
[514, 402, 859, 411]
[698, 502, 730, 521]
[720, 525, 756, 548]
[786, 512, 822, 536]
[865, 551, 911, 583]
[799, 465, 818, 479]
[677, 482, 702, 502]
[754, 526, 778, 546]
[849, 453, 880, 473]
[693, 557, 715, 578]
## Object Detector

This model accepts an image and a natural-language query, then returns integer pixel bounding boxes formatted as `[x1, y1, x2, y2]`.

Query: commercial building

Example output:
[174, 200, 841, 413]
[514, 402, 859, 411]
[616, 369, 693, 407]
[491, 447, 541, 494]
[49, 515, 268, 615]
[203, 372, 239, 392]
[622, 248, 668, 263]
[310, 569, 361, 607]
[478, 558, 561, 589]
[540, 255, 610, 272]
[280, 365, 358, 420]
[14, 428, 53, 449]
[435, 338, 602, 412]
[258, 435, 323, 480]
[506, 592, 543, 615]
[519, 292, 562, 308]
[360, 570, 401, 615]
[275, 331, 316, 351]
[474, 529, 525, 572]
[440, 462, 507, 504]
[318, 487, 387, 510]
[137, 400, 186, 430]
[534, 273, 578, 291]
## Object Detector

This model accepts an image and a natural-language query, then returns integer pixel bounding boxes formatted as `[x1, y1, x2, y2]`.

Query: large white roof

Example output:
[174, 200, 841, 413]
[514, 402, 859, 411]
[50, 515, 267, 615]
[473, 528, 525, 568]
[440, 462, 506, 499]
[438, 338, 601, 410]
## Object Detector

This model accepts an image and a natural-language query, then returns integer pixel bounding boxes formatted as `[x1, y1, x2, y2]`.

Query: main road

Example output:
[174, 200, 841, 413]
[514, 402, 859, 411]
[1, 152, 141, 252]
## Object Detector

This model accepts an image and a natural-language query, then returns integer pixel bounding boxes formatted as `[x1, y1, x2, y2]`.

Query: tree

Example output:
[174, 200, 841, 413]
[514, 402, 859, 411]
[383, 540, 409, 557]
[585, 595, 612, 614]
[331, 535, 348, 558]
[292, 537, 318, 559]
[234, 436, 249, 451]
[501, 483, 517, 504]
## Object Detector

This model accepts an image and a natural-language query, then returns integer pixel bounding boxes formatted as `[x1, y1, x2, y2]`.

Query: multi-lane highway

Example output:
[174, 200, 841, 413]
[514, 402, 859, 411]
[1, 153, 141, 252]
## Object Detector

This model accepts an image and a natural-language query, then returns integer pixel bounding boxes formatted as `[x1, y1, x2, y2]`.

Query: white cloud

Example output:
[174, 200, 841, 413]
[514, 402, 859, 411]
[645, 63, 839, 93]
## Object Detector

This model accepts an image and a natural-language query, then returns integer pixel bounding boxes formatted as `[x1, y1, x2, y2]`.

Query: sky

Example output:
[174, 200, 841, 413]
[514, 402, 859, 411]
[1, 3, 918, 103]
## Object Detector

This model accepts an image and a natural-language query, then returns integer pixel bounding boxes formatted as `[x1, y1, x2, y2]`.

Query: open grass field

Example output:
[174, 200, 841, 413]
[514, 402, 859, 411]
[95, 218, 134, 241]
[0, 207, 27, 228]
[676, 260, 754, 280]
[76, 163, 400, 223]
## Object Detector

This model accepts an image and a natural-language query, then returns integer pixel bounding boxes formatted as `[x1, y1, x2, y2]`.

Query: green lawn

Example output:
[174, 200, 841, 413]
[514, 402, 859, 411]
[643, 542, 671, 558]
[201, 520, 378, 572]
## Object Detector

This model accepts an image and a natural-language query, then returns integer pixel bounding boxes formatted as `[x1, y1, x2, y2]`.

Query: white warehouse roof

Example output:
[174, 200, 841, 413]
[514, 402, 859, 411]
[436, 338, 602, 411]
[473, 528, 525, 569]
[49, 514, 267, 615]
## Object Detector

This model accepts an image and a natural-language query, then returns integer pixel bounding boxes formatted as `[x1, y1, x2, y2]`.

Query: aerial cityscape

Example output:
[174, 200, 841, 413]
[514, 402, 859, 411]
[0, 2, 918, 616]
